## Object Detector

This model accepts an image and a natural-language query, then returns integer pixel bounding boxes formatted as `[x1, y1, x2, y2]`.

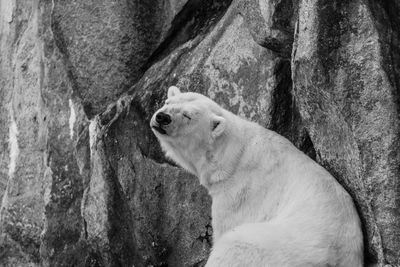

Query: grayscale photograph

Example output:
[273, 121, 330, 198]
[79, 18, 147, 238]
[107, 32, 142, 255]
[0, 0, 399, 266]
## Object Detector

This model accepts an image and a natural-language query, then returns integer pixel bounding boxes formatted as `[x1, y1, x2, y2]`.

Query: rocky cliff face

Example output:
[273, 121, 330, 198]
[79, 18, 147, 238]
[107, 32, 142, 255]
[0, 0, 399, 266]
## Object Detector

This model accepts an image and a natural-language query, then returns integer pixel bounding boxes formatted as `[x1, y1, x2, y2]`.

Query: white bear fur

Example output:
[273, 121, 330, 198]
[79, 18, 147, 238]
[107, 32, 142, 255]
[150, 86, 363, 267]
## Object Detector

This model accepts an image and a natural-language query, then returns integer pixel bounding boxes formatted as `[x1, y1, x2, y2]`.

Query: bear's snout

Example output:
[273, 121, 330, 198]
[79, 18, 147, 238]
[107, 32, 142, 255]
[156, 112, 172, 126]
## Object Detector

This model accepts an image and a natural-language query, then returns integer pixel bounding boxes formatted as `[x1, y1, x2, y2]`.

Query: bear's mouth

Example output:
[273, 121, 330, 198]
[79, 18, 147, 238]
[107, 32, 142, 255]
[152, 125, 167, 135]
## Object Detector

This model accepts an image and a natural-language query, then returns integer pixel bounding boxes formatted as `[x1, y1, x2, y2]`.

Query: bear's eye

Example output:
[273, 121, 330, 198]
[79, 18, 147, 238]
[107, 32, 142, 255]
[212, 121, 220, 130]
[183, 113, 191, 120]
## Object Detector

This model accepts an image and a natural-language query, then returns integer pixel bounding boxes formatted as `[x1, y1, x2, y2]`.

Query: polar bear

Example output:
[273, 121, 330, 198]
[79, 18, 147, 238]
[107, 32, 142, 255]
[150, 86, 363, 267]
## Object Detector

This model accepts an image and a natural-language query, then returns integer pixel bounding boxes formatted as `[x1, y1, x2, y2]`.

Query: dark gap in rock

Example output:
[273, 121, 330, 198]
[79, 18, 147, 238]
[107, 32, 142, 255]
[364, 235, 379, 267]
[270, 59, 293, 138]
[271, 0, 295, 57]
[287, 97, 318, 161]
[269, 58, 318, 161]
[270, 58, 318, 161]
[82, 103, 93, 119]
[99, 105, 117, 127]
[315, 1, 348, 81]
[298, 131, 316, 161]
[141, 0, 233, 73]
[274, 0, 294, 31]
[271, 60, 316, 160]
[261, 38, 291, 58]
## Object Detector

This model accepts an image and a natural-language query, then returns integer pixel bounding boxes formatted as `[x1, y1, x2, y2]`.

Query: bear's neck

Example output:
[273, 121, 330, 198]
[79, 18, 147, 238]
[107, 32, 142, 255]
[198, 112, 256, 192]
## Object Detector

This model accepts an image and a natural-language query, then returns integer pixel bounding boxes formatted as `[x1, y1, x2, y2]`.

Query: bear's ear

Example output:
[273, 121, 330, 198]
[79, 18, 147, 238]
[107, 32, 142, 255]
[167, 86, 181, 98]
[211, 115, 226, 138]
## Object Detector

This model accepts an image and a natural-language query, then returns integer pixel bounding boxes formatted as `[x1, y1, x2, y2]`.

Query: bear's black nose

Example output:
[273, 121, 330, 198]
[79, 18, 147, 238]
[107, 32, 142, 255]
[155, 112, 172, 125]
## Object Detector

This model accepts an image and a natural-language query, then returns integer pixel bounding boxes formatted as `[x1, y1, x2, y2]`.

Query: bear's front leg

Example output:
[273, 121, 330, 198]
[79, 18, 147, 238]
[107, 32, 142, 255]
[205, 224, 274, 267]
[205, 222, 333, 267]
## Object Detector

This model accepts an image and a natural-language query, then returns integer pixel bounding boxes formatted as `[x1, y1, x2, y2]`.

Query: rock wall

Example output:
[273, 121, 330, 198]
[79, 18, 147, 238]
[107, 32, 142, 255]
[0, 0, 399, 266]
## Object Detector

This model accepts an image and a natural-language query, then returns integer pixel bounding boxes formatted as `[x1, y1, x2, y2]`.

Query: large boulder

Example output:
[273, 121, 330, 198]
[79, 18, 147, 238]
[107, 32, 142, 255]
[292, 1, 400, 265]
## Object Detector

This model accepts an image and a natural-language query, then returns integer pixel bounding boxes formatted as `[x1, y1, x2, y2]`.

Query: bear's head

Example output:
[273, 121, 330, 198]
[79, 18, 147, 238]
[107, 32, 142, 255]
[150, 86, 227, 177]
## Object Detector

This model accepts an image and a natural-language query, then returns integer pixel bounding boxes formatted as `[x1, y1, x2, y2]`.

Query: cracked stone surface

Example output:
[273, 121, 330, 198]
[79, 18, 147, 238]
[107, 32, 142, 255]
[0, 0, 399, 266]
